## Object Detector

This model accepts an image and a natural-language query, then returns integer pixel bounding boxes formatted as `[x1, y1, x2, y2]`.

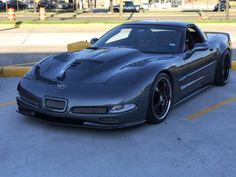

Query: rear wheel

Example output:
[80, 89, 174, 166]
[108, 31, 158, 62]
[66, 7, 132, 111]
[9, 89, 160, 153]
[215, 50, 231, 86]
[147, 73, 172, 124]
[114, 8, 119, 12]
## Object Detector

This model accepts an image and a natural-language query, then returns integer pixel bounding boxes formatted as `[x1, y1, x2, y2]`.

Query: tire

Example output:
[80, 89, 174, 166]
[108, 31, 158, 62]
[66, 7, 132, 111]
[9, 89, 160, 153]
[147, 73, 172, 124]
[215, 50, 231, 86]
[114, 8, 119, 12]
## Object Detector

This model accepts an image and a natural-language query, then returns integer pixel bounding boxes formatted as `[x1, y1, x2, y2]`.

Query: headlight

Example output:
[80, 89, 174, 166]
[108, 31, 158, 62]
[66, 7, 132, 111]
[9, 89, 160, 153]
[109, 104, 136, 113]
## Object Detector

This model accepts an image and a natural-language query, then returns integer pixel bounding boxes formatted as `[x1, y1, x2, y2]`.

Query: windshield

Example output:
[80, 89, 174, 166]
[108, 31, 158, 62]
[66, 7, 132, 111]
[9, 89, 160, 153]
[92, 25, 183, 54]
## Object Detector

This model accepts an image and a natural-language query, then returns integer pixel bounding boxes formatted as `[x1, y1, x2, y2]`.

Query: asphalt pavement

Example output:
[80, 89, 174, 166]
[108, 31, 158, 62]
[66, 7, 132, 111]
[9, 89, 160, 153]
[0, 73, 236, 177]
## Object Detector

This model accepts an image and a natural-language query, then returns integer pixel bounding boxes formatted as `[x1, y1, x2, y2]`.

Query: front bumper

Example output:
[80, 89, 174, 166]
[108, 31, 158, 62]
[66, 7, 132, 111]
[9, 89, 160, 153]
[16, 78, 148, 129]
[17, 97, 145, 129]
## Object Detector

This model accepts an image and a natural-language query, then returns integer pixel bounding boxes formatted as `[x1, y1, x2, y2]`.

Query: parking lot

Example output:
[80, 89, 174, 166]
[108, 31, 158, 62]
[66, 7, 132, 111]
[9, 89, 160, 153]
[0, 9, 236, 175]
[0, 73, 236, 177]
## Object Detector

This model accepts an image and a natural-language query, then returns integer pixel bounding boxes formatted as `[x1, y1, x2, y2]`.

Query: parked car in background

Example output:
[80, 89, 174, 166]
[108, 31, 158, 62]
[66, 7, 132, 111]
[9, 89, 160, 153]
[37, 0, 56, 9]
[0, 1, 5, 11]
[7, 0, 27, 10]
[113, 1, 141, 12]
[213, 0, 231, 11]
[26, 0, 35, 9]
[56, 0, 70, 9]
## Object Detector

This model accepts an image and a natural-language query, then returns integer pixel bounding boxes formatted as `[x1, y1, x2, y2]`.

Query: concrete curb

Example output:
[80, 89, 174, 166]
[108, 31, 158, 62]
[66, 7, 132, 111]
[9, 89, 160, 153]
[233, 61, 236, 70]
[67, 41, 91, 52]
[0, 67, 30, 77]
[0, 62, 235, 78]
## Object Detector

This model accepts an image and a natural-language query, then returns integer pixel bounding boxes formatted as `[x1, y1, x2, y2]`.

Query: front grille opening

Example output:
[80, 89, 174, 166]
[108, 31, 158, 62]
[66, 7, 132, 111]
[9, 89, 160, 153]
[20, 94, 40, 108]
[44, 98, 66, 111]
[99, 117, 119, 124]
[71, 107, 107, 114]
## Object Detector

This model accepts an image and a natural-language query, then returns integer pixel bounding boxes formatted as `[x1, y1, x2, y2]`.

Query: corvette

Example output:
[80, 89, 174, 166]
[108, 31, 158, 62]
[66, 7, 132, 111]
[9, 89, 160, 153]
[16, 21, 232, 128]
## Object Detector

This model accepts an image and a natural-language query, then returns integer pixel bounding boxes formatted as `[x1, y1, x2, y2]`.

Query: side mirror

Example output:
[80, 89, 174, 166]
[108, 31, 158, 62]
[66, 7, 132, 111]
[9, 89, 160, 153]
[90, 38, 98, 45]
[184, 43, 208, 60]
[193, 43, 209, 52]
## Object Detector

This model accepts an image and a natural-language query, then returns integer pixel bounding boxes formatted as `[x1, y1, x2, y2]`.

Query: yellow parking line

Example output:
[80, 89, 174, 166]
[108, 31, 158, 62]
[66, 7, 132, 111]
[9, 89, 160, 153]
[0, 101, 16, 107]
[232, 62, 236, 70]
[9, 62, 36, 67]
[188, 96, 236, 120]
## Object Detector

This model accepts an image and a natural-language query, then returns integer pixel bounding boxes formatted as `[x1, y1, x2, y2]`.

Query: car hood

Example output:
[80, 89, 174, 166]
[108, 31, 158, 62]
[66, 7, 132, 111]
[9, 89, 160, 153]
[28, 47, 174, 85]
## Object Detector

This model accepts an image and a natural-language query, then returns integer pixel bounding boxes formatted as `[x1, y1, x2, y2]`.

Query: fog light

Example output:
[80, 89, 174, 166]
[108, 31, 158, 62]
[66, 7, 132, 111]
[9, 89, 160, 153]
[109, 104, 136, 113]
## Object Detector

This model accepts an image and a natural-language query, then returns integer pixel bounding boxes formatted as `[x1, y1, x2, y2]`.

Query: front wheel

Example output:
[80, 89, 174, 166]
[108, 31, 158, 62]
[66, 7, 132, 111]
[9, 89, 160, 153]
[147, 73, 172, 124]
[215, 50, 231, 86]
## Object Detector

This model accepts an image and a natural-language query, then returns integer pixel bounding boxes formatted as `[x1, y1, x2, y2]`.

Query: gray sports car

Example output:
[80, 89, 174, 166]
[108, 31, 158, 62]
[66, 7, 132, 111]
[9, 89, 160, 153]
[16, 21, 232, 128]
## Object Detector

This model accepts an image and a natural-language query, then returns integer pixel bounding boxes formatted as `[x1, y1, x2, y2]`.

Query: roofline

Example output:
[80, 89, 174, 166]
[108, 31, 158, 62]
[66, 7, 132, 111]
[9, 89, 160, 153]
[123, 20, 193, 28]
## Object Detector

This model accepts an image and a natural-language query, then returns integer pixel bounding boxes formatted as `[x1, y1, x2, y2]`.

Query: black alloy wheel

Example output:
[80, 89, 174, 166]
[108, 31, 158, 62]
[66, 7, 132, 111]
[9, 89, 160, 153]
[147, 73, 172, 124]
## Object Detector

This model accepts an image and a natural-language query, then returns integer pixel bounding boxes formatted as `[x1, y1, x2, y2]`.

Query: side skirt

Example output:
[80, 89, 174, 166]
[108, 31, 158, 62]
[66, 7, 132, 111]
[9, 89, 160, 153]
[172, 84, 212, 108]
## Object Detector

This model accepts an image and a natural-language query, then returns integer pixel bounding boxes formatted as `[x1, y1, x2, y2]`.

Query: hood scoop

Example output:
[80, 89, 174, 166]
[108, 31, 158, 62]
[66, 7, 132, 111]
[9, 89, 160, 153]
[35, 47, 167, 84]
[57, 59, 104, 81]
[70, 59, 104, 67]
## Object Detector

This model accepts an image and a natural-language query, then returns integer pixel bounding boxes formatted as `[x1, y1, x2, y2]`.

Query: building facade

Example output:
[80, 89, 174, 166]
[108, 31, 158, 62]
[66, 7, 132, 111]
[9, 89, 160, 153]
[95, 0, 218, 9]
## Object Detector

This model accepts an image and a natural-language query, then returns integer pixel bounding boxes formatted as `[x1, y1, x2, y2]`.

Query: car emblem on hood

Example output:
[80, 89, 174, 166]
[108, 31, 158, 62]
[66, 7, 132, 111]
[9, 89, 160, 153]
[57, 84, 68, 89]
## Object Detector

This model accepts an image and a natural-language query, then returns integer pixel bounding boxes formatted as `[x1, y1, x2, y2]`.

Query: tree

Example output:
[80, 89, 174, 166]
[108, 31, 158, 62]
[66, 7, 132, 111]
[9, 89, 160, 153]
[119, 0, 123, 19]
[110, 0, 113, 13]
[89, 0, 93, 13]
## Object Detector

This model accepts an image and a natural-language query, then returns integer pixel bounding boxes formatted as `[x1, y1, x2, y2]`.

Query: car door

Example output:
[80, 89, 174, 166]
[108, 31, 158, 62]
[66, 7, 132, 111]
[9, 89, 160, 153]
[180, 26, 217, 96]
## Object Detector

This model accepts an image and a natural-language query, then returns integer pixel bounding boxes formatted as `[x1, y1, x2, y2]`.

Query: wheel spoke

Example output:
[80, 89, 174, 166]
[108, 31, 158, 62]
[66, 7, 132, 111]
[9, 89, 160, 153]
[222, 57, 230, 82]
[155, 86, 159, 92]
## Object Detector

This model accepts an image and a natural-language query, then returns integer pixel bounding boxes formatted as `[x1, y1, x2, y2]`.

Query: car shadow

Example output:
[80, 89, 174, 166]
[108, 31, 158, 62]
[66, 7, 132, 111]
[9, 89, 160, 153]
[0, 21, 23, 32]
[19, 114, 148, 136]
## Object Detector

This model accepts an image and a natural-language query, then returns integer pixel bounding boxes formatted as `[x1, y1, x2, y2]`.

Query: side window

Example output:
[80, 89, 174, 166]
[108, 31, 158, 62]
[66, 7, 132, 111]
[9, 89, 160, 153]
[185, 27, 204, 51]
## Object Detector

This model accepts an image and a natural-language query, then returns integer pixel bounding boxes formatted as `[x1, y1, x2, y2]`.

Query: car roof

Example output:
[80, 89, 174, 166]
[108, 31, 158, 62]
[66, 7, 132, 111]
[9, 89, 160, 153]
[124, 20, 192, 28]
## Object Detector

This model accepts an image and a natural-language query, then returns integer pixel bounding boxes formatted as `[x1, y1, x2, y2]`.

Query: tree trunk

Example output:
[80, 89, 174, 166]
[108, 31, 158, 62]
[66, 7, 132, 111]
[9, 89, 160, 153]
[89, 0, 93, 13]
[79, 0, 83, 10]
[6, 2, 8, 11]
[16, 0, 19, 11]
[119, 0, 123, 19]
[34, 0, 36, 13]
[110, 0, 113, 13]
[225, 0, 229, 20]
